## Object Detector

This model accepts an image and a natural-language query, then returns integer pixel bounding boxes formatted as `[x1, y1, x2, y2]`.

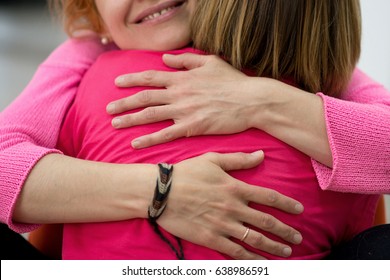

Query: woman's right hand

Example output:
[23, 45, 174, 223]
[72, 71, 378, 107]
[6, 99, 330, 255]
[158, 151, 304, 260]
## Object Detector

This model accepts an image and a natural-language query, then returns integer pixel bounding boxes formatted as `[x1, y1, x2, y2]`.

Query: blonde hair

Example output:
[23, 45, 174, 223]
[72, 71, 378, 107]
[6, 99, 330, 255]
[48, 0, 104, 36]
[191, 0, 362, 96]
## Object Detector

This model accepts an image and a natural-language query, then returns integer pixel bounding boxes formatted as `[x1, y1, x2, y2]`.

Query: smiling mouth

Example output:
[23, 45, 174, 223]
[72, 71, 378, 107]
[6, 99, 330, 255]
[137, 1, 185, 23]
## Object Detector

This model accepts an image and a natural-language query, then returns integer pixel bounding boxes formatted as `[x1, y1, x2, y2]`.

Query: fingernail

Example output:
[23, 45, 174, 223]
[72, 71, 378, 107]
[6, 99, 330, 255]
[106, 103, 116, 114]
[131, 140, 140, 149]
[112, 118, 122, 128]
[251, 150, 264, 157]
[115, 76, 125, 86]
[283, 247, 292, 257]
[295, 203, 304, 213]
[293, 233, 303, 244]
[163, 54, 174, 58]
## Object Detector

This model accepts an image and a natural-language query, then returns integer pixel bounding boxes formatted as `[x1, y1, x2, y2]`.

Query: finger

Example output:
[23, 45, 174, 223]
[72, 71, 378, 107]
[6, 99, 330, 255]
[162, 52, 210, 70]
[131, 125, 187, 149]
[239, 208, 303, 245]
[111, 106, 173, 129]
[232, 226, 293, 258]
[115, 70, 175, 88]
[205, 151, 265, 171]
[107, 89, 170, 115]
[240, 186, 304, 215]
[211, 237, 267, 260]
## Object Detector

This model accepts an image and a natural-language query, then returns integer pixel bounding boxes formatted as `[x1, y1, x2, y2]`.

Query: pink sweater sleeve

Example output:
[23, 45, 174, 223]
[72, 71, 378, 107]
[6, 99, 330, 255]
[312, 68, 390, 194]
[0, 38, 108, 232]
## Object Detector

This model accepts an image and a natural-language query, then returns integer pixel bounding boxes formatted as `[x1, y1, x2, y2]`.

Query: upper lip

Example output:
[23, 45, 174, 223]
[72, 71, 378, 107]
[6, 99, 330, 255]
[132, 0, 186, 23]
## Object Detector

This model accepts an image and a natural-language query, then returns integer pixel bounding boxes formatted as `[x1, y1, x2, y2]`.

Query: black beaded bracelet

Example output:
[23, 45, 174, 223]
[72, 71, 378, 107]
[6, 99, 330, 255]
[148, 163, 173, 221]
[147, 163, 185, 260]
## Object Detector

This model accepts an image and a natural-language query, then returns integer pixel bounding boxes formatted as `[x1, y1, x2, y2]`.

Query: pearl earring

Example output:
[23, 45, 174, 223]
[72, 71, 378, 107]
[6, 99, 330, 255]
[101, 36, 109, 45]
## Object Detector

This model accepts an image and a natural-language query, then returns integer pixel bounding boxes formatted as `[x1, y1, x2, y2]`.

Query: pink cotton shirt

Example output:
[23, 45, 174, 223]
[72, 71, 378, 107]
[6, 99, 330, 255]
[1, 39, 389, 233]
[57, 49, 379, 260]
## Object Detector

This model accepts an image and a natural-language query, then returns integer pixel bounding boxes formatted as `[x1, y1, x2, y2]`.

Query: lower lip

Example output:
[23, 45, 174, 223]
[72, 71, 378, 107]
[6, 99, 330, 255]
[137, 3, 185, 25]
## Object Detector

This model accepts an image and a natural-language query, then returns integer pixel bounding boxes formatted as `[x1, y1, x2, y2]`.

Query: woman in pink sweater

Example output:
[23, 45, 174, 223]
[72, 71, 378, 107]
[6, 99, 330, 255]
[0, 0, 303, 260]
[0, 0, 389, 259]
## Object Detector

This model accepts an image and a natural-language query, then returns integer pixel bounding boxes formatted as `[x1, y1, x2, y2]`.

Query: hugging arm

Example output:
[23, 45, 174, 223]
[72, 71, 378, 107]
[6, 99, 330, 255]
[15, 151, 304, 259]
[312, 71, 390, 193]
[0, 42, 303, 259]
[0, 38, 107, 232]
[110, 53, 390, 194]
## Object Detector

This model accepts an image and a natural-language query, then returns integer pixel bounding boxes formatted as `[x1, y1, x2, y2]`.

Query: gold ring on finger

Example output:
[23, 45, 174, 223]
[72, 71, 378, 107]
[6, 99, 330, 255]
[240, 227, 250, 242]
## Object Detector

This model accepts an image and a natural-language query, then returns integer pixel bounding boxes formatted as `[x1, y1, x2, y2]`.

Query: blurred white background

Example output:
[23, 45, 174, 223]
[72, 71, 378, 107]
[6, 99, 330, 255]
[0, 0, 389, 219]
[0, 1, 66, 108]
[359, 0, 390, 90]
[358, 1, 390, 220]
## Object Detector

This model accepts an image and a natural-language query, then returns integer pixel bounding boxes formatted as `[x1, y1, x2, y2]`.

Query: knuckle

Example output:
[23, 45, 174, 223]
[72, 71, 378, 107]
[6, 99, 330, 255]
[200, 230, 217, 246]
[231, 247, 247, 260]
[226, 183, 242, 197]
[161, 130, 173, 141]
[252, 233, 265, 248]
[138, 90, 152, 104]
[144, 107, 157, 120]
[141, 70, 156, 82]
[284, 228, 297, 241]
[218, 201, 236, 216]
[212, 217, 230, 232]
[266, 189, 280, 204]
[261, 214, 276, 229]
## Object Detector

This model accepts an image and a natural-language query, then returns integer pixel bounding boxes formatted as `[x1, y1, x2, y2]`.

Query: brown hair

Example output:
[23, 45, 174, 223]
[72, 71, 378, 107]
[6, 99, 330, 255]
[191, 0, 362, 96]
[48, 0, 104, 36]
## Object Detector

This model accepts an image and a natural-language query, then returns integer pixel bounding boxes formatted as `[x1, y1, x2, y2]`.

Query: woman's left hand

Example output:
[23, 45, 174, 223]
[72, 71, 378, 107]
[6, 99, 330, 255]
[108, 53, 264, 149]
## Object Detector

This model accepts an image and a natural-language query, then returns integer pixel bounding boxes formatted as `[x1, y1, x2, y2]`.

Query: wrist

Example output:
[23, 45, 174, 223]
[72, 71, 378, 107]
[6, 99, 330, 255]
[148, 163, 174, 221]
[121, 163, 158, 219]
[247, 79, 332, 165]
[245, 77, 288, 131]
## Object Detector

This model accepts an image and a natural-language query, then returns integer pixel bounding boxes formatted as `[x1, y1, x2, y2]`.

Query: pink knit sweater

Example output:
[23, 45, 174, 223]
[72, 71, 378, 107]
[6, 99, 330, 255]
[1, 39, 390, 233]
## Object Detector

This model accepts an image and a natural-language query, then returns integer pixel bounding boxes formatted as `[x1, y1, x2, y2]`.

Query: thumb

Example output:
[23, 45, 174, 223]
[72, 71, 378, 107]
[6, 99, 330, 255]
[208, 150, 265, 172]
[162, 53, 209, 70]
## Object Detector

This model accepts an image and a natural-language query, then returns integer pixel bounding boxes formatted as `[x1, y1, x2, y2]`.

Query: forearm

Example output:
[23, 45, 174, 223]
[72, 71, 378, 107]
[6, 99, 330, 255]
[249, 75, 390, 193]
[13, 154, 156, 224]
[0, 38, 109, 230]
[248, 78, 332, 167]
[312, 92, 390, 193]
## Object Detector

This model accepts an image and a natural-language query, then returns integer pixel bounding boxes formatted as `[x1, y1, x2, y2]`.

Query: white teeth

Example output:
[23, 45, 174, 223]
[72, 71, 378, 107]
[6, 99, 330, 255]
[141, 6, 174, 22]
[160, 9, 169, 15]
